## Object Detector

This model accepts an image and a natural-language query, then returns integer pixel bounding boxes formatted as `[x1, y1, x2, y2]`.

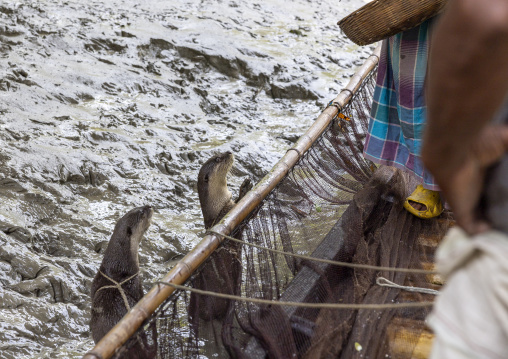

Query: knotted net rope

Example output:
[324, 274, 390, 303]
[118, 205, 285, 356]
[95, 271, 139, 311]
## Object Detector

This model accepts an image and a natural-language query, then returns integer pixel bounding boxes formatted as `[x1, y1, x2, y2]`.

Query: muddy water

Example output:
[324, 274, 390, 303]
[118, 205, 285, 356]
[0, 0, 372, 357]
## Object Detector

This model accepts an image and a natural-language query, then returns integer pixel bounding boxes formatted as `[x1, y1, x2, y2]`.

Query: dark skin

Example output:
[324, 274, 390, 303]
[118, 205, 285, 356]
[408, 199, 426, 211]
[423, 0, 508, 234]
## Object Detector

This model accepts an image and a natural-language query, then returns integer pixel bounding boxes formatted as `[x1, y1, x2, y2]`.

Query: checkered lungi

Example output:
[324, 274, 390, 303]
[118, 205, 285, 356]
[363, 18, 439, 190]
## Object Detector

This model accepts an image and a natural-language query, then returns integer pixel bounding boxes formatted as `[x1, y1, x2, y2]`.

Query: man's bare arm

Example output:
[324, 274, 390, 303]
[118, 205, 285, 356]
[423, 0, 508, 232]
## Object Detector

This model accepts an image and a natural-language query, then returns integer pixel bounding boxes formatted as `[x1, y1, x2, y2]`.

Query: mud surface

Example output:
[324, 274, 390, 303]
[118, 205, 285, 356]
[0, 0, 371, 357]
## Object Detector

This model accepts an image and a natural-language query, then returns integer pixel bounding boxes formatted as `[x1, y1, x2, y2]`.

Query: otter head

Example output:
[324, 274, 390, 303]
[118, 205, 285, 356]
[113, 205, 153, 245]
[197, 152, 234, 229]
[104, 205, 154, 270]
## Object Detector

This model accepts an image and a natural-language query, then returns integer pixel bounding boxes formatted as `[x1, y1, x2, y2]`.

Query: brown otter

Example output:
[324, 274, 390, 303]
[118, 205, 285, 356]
[197, 151, 251, 229]
[90, 205, 155, 357]
[190, 152, 252, 321]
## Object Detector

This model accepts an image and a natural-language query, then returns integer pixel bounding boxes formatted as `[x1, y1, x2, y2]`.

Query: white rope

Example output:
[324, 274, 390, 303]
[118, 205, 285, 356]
[155, 281, 434, 309]
[208, 230, 437, 274]
[95, 271, 139, 311]
[376, 277, 440, 296]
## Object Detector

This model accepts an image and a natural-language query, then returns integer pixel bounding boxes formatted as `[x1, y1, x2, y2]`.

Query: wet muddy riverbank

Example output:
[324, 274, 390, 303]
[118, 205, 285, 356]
[0, 0, 372, 357]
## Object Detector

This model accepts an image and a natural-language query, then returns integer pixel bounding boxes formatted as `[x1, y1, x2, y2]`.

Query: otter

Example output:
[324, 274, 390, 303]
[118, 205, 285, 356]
[190, 152, 252, 322]
[90, 205, 155, 357]
[197, 151, 251, 229]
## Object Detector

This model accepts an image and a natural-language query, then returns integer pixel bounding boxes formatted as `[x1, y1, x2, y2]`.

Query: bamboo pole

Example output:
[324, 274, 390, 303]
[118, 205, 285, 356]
[83, 44, 382, 359]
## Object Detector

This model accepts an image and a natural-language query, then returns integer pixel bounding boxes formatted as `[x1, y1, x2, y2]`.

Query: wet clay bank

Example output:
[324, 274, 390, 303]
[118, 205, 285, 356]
[0, 0, 372, 357]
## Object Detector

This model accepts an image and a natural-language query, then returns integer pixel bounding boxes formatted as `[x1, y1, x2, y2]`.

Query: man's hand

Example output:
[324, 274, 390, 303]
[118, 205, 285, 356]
[439, 125, 508, 234]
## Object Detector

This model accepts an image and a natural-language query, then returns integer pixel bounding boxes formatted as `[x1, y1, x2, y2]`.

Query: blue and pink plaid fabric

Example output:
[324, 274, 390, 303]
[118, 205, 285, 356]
[363, 18, 439, 190]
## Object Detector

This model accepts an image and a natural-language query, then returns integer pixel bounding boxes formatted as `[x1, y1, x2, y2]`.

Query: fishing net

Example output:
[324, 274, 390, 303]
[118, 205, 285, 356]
[111, 62, 452, 359]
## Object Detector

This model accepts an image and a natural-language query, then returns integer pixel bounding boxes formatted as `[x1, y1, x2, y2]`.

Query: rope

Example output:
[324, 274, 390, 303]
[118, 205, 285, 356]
[154, 281, 434, 309]
[370, 53, 380, 62]
[327, 100, 342, 111]
[94, 271, 150, 353]
[340, 88, 354, 97]
[95, 271, 139, 311]
[207, 230, 437, 274]
[376, 277, 440, 296]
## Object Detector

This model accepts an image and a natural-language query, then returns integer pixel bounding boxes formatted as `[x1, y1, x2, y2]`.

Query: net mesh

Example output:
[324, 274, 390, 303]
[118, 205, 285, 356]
[112, 65, 452, 359]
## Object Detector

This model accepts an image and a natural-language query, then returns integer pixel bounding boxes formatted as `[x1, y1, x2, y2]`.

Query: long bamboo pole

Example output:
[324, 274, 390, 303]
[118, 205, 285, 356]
[83, 44, 381, 359]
